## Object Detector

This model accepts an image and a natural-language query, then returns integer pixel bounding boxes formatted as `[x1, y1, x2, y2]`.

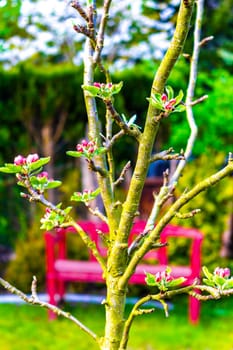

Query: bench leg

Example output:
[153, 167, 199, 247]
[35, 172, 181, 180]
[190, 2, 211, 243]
[58, 279, 65, 301]
[47, 274, 58, 320]
[189, 293, 200, 324]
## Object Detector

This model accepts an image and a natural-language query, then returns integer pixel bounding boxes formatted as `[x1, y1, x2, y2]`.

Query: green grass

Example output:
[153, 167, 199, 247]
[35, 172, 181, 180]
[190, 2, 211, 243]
[0, 296, 233, 349]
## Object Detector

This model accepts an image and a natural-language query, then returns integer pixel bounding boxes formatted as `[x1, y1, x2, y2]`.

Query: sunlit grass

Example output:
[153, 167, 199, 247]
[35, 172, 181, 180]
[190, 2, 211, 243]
[0, 296, 233, 349]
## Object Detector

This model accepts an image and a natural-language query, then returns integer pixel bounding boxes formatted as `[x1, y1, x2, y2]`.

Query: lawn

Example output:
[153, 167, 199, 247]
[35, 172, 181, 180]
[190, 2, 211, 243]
[0, 296, 233, 349]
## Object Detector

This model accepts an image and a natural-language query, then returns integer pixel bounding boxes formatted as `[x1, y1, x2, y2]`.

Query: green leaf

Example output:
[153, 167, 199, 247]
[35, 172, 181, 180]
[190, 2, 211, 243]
[66, 151, 82, 158]
[28, 157, 50, 172]
[202, 266, 213, 280]
[175, 90, 184, 105]
[128, 114, 137, 126]
[46, 181, 62, 189]
[147, 97, 163, 110]
[153, 93, 162, 103]
[81, 85, 100, 97]
[71, 188, 100, 202]
[214, 275, 226, 286]
[203, 278, 215, 287]
[145, 272, 157, 286]
[0, 164, 22, 173]
[112, 81, 123, 95]
[40, 221, 55, 231]
[121, 114, 127, 123]
[71, 192, 83, 202]
[174, 104, 186, 113]
[64, 206, 72, 215]
[167, 277, 187, 288]
[165, 86, 174, 100]
[223, 279, 233, 289]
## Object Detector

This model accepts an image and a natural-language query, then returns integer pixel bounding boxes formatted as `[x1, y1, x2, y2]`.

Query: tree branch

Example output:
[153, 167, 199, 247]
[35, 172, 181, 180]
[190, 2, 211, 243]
[105, 100, 141, 140]
[120, 280, 233, 349]
[116, 0, 195, 243]
[93, 0, 112, 64]
[170, 0, 204, 186]
[0, 276, 99, 343]
[70, 220, 107, 274]
[119, 157, 233, 290]
[150, 148, 185, 162]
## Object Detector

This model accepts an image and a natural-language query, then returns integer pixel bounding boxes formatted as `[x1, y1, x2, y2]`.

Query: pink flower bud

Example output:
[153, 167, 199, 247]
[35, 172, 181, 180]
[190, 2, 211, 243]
[214, 267, 231, 278]
[93, 82, 101, 88]
[45, 208, 52, 216]
[155, 271, 162, 282]
[155, 269, 173, 283]
[81, 139, 89, 147]
[76, 144, 84, 152]
[37, 171, 49, 179]
[26, 153, 39, 164]
[161, 93, 167, 102]
[14, 155, 26, 166]
[107, 83, 113, 89]
[165, 98, 177, 110]
[88, 141, 95, 147]
[88, 146, 95, 153]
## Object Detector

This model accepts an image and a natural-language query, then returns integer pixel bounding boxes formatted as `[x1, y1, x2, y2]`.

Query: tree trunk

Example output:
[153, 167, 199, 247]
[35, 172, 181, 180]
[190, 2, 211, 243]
[101, 276, 126, 350]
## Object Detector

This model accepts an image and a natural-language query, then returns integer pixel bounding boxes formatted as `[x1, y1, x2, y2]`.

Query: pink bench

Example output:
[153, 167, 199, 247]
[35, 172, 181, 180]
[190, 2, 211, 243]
[44, 221, 203, 323]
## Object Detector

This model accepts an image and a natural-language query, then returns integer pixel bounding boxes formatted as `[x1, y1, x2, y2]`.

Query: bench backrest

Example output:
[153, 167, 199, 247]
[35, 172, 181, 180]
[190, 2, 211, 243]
[48, 221, 203, 272]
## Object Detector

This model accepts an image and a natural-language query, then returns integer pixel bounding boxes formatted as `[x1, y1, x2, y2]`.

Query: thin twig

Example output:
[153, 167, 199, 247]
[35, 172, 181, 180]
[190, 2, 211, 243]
[188, 94, 208, 106]
[150, 148, 185, 162]
[145, 170, 174, 231]
[170, 0, 205, 186]
[71, 1, 89, 22]
[104, 130, 125, 149]
[105, 100, 141, 140]
[175, 208, 201, 219]
[114, 161, 131, 187]
[93, 0, 113, 64]
[199, 35, 214, 47]
[70, 220, 107, 273]
[0, 276, 99, 343]
[85, 203, 108, 223]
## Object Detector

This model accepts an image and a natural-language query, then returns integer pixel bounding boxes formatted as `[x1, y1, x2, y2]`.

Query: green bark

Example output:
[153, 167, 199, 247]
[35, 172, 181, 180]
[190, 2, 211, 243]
[99, 1, 195, 349]
[83, 1, 197, 349]
[112, 0, 195, 290]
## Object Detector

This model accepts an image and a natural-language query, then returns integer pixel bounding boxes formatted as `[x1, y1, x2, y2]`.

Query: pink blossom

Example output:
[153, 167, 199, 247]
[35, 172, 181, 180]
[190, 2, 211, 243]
[81, 139, 89, 147]
[26, 153, 39, 164]
[93, 82, 101, 88]
[214, 267, 231, 278]
[164, 98, 176, 110]
[44, 207, 52, 218]
[155, 270, 173, 283]
[14, 155, 26, 166]
[161, 93, 167, 102]
[37, 171, 49, 179]
[76, 140, 97, 155]
[88, 146, 95, 153]
[76, 144, 84, 152]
